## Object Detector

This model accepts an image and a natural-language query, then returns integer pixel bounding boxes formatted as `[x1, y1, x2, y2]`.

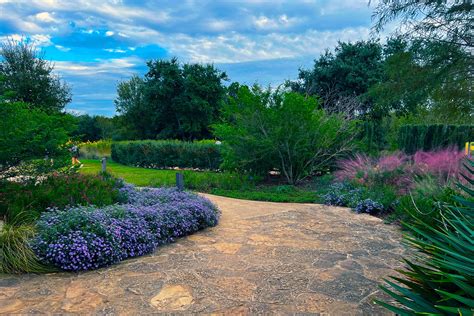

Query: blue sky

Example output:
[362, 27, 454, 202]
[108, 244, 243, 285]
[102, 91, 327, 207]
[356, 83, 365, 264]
[0, 0, 377, 116]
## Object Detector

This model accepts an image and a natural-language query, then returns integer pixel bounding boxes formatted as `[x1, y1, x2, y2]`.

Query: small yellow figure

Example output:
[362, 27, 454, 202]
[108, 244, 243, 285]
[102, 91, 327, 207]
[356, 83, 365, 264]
[466, 142, 474, 157]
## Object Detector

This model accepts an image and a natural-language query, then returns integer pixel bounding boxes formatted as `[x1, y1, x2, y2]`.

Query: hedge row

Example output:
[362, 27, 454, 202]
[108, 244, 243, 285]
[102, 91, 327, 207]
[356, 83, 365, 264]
[398, 124, 474, 154]
[111, 140, 222, 170]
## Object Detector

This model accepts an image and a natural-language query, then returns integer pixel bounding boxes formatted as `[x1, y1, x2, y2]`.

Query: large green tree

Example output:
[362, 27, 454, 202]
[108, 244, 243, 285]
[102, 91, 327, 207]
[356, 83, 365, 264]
[289, 41, 384, 118]
[115, 58, 228, 140]
[214, 85, 357, 184]
[0, 38, 71, 113]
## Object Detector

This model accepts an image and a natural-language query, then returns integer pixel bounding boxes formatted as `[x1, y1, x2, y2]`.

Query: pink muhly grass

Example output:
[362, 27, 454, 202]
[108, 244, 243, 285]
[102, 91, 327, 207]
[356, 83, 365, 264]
[377, 152, 408, 172]
[413, 148, 464, 182]
[334, 154, 374, 182]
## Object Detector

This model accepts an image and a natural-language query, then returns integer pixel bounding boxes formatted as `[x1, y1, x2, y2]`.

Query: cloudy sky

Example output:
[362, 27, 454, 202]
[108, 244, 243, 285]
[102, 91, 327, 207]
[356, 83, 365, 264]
[0, 0, 378, 116]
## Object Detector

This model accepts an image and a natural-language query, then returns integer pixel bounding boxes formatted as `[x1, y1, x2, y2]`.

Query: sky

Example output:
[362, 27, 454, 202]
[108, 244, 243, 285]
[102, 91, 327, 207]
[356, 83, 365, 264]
[0, 0, 379, 116]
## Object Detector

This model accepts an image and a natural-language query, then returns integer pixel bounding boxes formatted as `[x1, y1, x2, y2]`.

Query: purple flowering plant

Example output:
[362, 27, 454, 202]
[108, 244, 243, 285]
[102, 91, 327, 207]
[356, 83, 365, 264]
[32, 186, 220, 271]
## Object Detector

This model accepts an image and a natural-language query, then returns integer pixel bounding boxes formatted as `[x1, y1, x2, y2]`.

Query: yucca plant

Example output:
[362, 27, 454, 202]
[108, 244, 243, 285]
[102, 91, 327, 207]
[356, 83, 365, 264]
[377, 158, 474, 315]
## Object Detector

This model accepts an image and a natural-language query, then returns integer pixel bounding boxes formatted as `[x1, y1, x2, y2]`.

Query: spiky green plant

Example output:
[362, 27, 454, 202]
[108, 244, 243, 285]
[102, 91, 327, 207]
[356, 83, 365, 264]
[0, 223, 54, 274]
[377, 158, 474, 315]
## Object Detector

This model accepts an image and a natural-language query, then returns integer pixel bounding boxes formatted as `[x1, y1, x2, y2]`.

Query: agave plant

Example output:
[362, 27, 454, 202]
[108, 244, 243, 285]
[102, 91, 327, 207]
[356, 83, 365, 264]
[377, 158, 474, 315]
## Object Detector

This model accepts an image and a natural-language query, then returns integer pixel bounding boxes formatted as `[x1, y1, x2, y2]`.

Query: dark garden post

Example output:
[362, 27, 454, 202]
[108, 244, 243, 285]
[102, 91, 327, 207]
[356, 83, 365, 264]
[101, 157, 107, 172]
[176, 173, 184, 191]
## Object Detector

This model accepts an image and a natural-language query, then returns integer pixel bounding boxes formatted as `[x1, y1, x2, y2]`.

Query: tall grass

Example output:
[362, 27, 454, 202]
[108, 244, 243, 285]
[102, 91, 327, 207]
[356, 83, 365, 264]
[0, 224, 53, 274]
[79, 140, 112, 159]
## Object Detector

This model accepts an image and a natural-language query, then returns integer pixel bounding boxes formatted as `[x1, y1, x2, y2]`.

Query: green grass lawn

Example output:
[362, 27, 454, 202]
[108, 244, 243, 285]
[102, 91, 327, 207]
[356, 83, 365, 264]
[80, 159, 325, 203]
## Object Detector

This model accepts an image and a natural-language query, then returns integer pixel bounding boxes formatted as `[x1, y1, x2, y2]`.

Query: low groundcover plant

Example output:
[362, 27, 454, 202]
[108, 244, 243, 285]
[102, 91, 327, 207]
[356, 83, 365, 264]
[32, 186, 220, 271]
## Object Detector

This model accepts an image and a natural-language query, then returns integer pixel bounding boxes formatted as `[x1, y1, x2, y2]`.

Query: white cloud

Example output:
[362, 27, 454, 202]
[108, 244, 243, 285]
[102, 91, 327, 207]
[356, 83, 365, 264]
[35, 12, 57, 23]
[105, 31, 114, 36]
[54, 57, 140, 76]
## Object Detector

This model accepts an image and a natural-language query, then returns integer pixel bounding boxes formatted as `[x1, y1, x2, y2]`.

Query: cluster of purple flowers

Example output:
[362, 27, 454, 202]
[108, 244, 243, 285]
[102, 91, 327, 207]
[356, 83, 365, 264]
[323, 183, 363, 207]
[354, 199, 385, 215]
[32, 187, 220, 271]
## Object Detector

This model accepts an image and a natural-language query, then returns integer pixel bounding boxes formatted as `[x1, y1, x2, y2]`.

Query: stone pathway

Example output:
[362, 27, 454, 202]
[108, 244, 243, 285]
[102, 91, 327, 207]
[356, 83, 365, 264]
[0, 195, 405, 315]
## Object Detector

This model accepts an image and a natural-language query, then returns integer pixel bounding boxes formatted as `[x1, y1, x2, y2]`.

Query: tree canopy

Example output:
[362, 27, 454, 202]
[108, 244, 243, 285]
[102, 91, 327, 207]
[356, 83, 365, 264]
[115, 58, 228, 140]
[0, 39, 71, 113]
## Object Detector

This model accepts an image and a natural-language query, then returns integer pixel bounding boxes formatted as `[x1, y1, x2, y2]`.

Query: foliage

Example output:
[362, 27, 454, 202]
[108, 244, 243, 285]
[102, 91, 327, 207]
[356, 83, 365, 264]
[115, 58, 228, 140]
[111, 140, 222, 170]
[0, 38, 71, 113]
[289, 40, 386, 117]
[335, 152, 411, 194]
[0, 173, 123, 224]
[32, 186, 220, 271]
[79, 140, 112, 159]
[372, 0, 473, 50]
[387, 178, 456, 226]
[0, 223, 52, 274]
[335, 149, 464, 194]
[322, 182, 397, 213]
[211, 186, 318, 203]
[377, 158, 474, 315]
[214, 85, 357, 184]
[399, 125, 474, 154]
[368, 39, 473, 121]
[71, 114, 124, 141]
[0, 101, 76, 176]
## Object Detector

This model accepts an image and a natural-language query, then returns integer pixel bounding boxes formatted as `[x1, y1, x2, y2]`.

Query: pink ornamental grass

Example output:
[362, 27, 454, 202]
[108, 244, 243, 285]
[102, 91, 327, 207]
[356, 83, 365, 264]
[377, 152, 408, 172]
[334, 154, 374, 182]
[413, 148, 464, 182]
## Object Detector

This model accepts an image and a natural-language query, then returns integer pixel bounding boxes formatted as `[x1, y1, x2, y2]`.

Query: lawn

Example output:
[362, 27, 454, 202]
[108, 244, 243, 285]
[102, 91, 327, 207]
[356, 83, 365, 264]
[80, 159, 322, 203]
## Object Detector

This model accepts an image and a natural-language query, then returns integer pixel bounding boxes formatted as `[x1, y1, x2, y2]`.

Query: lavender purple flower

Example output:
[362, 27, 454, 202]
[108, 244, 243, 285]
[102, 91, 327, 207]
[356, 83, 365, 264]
[32, 187, 220, 271]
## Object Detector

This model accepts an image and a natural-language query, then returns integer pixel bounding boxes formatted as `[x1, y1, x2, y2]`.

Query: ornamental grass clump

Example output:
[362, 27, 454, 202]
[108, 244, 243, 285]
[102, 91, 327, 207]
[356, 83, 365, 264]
[32, 187, 219, 271]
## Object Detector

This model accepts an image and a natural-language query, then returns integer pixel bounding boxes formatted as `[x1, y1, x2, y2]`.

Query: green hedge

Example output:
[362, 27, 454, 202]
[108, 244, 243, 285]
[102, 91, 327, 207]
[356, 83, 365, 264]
[111, 140, 222, 170]
[398, 124, 474, 154]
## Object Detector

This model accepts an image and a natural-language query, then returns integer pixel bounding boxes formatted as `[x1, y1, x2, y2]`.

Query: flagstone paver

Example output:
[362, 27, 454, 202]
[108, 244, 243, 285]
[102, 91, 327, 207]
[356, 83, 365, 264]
[0, 194, 405, 315]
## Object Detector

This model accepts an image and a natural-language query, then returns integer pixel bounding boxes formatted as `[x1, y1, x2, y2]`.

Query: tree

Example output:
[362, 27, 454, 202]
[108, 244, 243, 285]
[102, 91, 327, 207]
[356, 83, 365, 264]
[214, 85, 357, 184]
[0, 38, 71, 113]
[289, 41, 384, 118]
[369, 38, 473, 121]
[0, 102, 76, 177]
[371, 1, 473, 121]
[372, 0, 473, 50]
[115, 58, 228, 140]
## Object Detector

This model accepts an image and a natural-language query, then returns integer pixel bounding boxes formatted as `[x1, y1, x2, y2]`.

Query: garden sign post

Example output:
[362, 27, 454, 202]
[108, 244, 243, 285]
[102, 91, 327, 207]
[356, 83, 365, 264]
[101, 157, 107, 172]
[176, 173, 184, 191]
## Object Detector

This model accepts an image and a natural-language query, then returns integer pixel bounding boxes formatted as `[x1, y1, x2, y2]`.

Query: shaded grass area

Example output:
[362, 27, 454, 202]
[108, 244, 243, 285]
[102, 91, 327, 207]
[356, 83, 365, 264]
[80, 159, 328, 203]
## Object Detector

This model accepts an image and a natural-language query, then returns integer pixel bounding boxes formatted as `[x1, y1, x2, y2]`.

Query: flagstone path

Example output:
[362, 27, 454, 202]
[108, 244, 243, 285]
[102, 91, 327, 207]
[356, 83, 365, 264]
[0, 194, 404, 315]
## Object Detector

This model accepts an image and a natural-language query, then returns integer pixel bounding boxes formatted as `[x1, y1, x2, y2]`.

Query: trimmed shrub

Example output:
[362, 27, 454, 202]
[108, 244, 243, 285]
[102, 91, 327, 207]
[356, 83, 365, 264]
[0, 173, 124, 224]
[32, 186, 220, 271]
[398, 124, 474, 154]
[111, 140, 222, 170]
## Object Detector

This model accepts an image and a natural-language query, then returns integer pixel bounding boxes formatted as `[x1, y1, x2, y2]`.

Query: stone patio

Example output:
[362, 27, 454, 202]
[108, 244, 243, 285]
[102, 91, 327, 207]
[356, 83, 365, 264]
[0, 194, 404, 314]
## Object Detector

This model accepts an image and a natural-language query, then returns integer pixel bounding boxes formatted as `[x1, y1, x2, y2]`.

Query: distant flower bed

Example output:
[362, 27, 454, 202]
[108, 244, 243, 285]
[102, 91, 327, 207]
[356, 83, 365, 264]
[32, 186, 220, 271]
[324, 148, 465, 220]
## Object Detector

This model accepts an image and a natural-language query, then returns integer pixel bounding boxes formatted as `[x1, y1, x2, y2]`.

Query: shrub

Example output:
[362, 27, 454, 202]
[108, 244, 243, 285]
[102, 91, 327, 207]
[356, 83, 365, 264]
[0, 173, 123, 224]
[214, 86, 357, 184]
[79, 140, 112, 159]
[0, 224, 52, 274]
[398, 124, 474, 154]
[32, 186, 219, 271]
[111, 140, 222, 170]
[323, 182, 397, 214]
[354, 199, 385, 215]
[377, 158, 474, 314]
[335, 149, 464, 194]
